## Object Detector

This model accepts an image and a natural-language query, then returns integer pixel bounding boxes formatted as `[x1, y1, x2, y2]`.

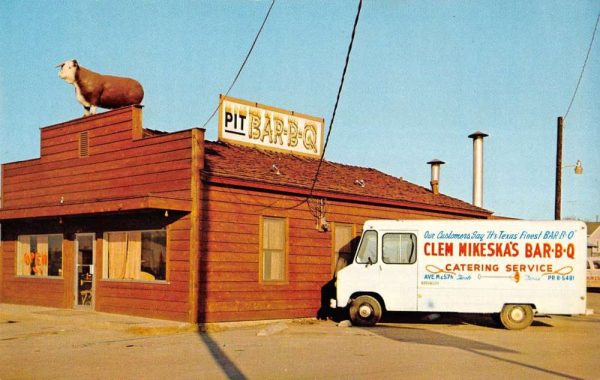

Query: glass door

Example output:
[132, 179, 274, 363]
[75, 234, 95, 307]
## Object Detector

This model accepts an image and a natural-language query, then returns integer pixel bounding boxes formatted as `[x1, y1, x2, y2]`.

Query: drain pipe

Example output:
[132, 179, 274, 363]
[468, 131, 488, 208]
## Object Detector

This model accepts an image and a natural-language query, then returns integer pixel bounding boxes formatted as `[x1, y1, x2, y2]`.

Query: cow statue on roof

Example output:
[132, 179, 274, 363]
[57, 59, 144, 116]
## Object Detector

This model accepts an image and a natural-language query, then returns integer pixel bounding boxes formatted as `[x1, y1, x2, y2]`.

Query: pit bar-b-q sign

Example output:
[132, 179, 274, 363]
[218, 95, 324, 158]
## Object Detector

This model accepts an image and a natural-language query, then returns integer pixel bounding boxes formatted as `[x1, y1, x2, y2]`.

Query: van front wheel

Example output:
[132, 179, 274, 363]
[349, 295, 382, 326]
[499, 304, 534, 330]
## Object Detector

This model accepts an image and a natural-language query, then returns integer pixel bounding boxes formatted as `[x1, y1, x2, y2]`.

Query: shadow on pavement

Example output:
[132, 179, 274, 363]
[197, 332, 247, 380]
[368, 321, 579, 380]
[380, 312, 554, 328]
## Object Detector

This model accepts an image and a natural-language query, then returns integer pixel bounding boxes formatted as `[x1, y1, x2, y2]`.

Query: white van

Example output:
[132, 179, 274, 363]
[588, 257, 600, 288]
[334, 220, 587, 330]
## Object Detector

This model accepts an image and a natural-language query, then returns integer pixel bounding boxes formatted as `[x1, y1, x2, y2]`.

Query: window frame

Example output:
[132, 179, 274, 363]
[382, 232, 417, 265]
[101, 228, 168, 283]
[16, 234, 64, 278]
[259, 216, 288, 284]
[355, 230, 378, 265]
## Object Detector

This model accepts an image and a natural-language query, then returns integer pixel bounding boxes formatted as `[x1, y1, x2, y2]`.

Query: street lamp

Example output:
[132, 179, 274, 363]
[554, 117, 584, 220]
[568, 160, 584, 175]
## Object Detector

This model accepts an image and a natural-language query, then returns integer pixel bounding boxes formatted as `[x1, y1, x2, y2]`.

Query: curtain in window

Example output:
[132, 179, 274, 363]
[124, 232, 141, 280]
[36, 236, 48, 276]
[17, 236, 30, 276]
[108, 232, 127, 279]
[108, 232, 142, 279]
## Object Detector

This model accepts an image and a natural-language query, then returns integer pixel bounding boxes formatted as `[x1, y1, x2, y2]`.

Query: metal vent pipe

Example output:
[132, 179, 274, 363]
[427, 159, 445, 195]
[468, 131, 488, 208]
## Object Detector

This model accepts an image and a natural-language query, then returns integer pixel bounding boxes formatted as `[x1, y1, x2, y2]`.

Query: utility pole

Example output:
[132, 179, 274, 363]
[554, 116, 563, 220]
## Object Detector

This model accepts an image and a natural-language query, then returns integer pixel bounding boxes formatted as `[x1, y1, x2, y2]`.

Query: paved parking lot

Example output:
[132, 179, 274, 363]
[2, 291, 599, 379]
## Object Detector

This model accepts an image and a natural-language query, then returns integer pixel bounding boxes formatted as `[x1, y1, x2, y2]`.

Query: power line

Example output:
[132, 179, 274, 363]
[200, 0, 276, 129]
[564, 13, 600, 120]
[307, 0, 363, 200]
[273, 0, 363, 215]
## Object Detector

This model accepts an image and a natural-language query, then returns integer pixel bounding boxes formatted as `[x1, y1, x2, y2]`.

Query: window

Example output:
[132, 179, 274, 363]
[333, 223, 354, 273]
[382, 233, 417, 264]
[17, 234, 63, 277]
[355, 230, 378, 264]
[103, 230, 166, 281]
[261, 217, 286, 282]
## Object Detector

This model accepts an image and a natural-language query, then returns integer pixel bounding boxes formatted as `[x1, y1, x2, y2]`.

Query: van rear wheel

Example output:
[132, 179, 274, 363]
[349, 295, 382, 326]
[499, 304, 534, 330]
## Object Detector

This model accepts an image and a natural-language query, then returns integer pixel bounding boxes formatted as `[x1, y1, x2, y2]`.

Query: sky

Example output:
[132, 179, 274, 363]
[1, 0, 599, 221]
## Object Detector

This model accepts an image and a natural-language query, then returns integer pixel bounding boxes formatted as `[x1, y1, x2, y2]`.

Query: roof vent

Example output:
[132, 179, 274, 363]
[468, 131, 488, 207]
[427, 159, 445, 195]
[271, 164, 281, 175]
[79, 131, 89, 157]
[354, 179, 366, 188]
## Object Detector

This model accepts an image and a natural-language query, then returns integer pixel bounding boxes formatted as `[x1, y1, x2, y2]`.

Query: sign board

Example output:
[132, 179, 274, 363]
[218, 95, 324, 158]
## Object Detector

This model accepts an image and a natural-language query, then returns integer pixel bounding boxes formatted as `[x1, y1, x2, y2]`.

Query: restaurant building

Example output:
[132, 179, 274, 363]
[0, 98, 492, 323]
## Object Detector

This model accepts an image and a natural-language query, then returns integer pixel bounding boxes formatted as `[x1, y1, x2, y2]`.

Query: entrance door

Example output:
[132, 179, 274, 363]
[75, 234, 95, 307]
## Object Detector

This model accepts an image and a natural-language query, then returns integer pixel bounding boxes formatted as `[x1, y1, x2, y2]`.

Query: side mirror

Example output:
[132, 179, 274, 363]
[366, 256, 373, 267]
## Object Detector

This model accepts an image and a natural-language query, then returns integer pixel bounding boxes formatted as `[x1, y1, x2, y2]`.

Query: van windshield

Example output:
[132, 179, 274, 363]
[356, 230, 377, 264]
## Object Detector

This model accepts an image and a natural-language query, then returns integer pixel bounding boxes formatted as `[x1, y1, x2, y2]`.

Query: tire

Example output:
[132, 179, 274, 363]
[349, 295, 382, 326]
[499, 304, 534, 330]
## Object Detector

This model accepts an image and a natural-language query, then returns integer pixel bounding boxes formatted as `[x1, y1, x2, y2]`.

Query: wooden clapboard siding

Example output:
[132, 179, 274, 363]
[96, 297, 189, 321]
[0, 107, 198, 323]
[2, 280, 66, 307]
[94, 214, 192, 321]
[6, 156, 191, 193]
[0, 214, 193, 321]
[205, 309, 317, 323]
[0, 105, 492, 324]
[0, 222, 68, 307]
[2, 107, 193, 212]
[198, 184, 333, 322]
[199, 182, 484, 322]
[6, 135, 191, 178]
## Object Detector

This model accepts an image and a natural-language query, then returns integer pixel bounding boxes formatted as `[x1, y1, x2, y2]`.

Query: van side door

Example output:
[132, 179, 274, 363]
[378, 232, 418, 311]
[352, 230, 382, 295]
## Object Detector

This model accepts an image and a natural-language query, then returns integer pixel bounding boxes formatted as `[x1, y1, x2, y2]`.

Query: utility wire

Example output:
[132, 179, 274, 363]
[307, 0, 363, 200]
[564, 13, 600, 120]
[200, 0, 276, 129]
[275, 0, 363, 215]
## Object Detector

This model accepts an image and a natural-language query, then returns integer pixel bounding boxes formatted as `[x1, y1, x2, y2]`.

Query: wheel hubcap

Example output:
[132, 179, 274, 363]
[358, 304, 373, 318]
[510, 307, 525, 321]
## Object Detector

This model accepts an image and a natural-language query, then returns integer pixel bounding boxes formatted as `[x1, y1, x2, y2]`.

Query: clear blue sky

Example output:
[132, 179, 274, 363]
[1, 0, 598, 221]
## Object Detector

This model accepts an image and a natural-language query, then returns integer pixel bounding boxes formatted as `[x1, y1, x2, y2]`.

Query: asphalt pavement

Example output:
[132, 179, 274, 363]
[2, 291, 599, 379]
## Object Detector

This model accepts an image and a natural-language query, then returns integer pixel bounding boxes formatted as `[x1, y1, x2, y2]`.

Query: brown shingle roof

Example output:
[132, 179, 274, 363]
[203, 141, 490, 216]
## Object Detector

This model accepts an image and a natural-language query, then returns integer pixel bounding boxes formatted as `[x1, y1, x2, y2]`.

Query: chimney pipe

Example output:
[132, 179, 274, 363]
[427, 159, 445, 195]
[468, 131, 488, 208]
